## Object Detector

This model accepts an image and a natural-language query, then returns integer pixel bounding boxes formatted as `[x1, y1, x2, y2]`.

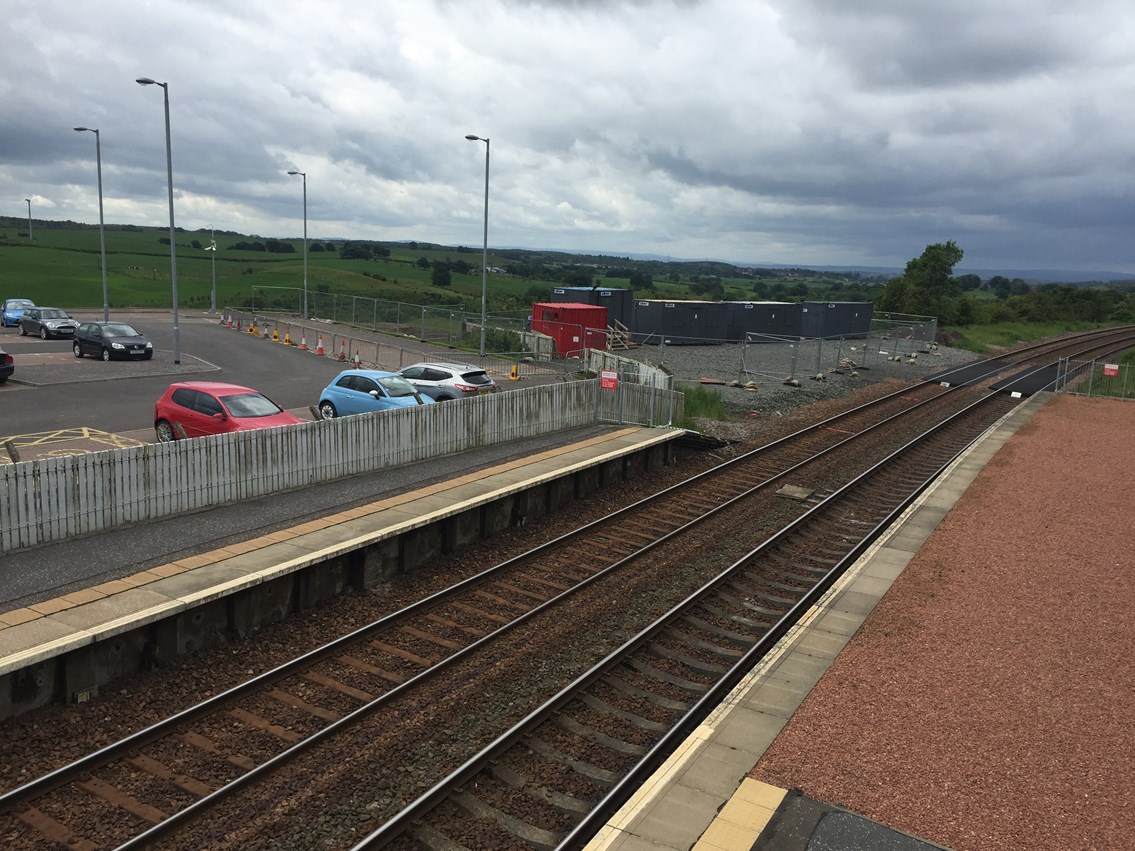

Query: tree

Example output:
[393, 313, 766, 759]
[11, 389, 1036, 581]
[415, 256, 431, 270]
[431, 261, 451, 287]
[629, 269, 653, 291]
[339, 242, 373, 260]
[896, 240, 964, 318]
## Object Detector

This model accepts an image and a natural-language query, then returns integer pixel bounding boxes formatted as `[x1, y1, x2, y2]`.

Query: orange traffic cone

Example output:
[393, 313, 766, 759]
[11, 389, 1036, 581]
[337, 341, 347, 362]
[314, 335, 325, 356]
[352, 351, 362, 369]
[299, 335, 309, 351]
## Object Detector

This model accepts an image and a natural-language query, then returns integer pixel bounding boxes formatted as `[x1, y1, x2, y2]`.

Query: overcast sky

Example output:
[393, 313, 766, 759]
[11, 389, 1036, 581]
[3, 0, 1133, 276]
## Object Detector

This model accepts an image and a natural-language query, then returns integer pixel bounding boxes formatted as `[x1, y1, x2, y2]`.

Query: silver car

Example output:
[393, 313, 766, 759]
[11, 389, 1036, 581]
[19, 307, 79, 339]
[398, 361, 499, 401]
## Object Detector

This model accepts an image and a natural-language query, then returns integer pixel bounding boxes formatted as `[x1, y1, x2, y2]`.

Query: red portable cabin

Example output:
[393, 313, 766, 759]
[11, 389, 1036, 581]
[531, 302, 608, 358]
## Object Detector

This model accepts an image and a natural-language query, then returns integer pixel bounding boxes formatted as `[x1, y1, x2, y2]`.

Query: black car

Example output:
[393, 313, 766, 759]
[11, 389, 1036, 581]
[73, 321, 153, 361]
[19, 307, 79, 339]
[0, 346, 13, 383]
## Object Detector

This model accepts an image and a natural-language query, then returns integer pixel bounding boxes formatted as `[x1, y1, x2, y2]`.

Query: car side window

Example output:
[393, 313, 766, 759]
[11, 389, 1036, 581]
[401, 366, 423, 379]
[171, 388, 197, 410]
[335, 376, 354, 390]
[355, 378, 380, 395]
[195, 393, 223, 416]
[424, 368, 449, 381]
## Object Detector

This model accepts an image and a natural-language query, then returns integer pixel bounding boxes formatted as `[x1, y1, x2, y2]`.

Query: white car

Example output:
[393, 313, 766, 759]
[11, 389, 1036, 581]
[398, 362, 499, 401]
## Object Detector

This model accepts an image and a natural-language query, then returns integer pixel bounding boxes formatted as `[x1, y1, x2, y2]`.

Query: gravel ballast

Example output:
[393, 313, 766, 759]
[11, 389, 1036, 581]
[752, 394, 1133, 851]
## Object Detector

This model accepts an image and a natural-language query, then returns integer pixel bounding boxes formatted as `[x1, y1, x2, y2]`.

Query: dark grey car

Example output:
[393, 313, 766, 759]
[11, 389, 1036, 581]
[19, 307, 79, 339]
[398, 361, 499, 401]
[73, 321, 154, 361]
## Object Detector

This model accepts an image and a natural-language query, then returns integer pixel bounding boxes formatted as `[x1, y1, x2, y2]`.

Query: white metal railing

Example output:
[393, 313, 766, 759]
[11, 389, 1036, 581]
[0, 381, 682, 553]
[1054, 357, 1135, 400]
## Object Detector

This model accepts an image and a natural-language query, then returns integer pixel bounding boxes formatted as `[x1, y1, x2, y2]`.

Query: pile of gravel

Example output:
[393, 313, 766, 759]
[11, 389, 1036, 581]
[616, 338, 981, 418]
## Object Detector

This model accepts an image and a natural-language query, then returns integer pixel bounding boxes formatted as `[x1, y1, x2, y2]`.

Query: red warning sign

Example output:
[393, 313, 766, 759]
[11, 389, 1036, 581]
[600, 369, 619, 389]
[1104, 363, 1119, 377]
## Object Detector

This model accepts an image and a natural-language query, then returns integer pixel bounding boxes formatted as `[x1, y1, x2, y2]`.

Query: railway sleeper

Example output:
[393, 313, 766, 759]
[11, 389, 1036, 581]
[576, 692, 669, 733]
[646, 639, 730, 675]
[622, 657, 712, 693]
[602, 672, 691, 712]
[554, 713, 649, 756]
[451, 790, 562, 850]
[666, 626, 746, 660]
[762, 560, 828, 583]
[680, 612, 756, 646]
[523, 735, 621, 785]
[702, 594, 782, 622]
[490, 761, 593, 815]
[721, 579, 796, 607]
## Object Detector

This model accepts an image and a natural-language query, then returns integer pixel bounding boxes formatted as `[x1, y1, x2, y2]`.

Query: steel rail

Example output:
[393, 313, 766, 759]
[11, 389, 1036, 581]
[348, 372, 1050, 849]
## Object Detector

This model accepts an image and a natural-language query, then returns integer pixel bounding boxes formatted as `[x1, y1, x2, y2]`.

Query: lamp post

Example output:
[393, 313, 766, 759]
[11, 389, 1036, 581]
[24, 198, 32, 240]
[465, 134, 489, 357]
[136, 77, 180, 364]
[205, 226, 217, 314]
[287, 170, 308, 320]
[74, 127, 109, 321]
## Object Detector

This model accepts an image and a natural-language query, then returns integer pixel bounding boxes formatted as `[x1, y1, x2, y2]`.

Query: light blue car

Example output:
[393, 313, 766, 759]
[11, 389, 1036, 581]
[1, 298, 36, 327]
[317, 369, 434, 419]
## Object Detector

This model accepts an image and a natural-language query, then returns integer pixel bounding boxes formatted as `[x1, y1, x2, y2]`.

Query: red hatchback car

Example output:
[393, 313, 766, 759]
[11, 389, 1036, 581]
[154, 381, 303, 442]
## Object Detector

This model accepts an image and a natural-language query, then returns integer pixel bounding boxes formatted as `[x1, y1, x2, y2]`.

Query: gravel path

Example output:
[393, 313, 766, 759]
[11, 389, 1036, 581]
[752, 394, 1133, 851]
[616, 339, 980, 417]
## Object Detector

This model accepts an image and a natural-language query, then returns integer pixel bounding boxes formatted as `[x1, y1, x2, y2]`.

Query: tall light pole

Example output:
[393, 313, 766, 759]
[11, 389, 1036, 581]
[74, 127, 109, 321]
[287, 170, 308, 320]
[24, 198, 32, 240]
[205, 226, 217, 314]
[136, 77, 180, 364]
[465, 134, 489, 357]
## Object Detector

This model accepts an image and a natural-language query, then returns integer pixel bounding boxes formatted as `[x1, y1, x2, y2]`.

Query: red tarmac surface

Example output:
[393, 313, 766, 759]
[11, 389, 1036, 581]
[752, 394, 1133, 851]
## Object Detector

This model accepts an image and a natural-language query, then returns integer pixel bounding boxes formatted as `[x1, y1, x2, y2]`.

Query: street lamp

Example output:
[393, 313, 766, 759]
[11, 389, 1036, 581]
[136, 77, 180, 364]
[287, 170, 308, 320]
[24, 198, 32, 240]
[74, 127, 109, 321]
[465, 134, 489, 357]
[205, 226, 217, 314]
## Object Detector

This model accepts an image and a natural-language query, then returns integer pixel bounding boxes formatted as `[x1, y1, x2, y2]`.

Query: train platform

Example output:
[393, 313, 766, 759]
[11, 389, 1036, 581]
[0, 424, 684, 716]
[585, 392, 1054, 851]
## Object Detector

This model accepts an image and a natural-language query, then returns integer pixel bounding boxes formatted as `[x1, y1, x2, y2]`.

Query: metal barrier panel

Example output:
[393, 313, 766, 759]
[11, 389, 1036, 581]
[1055, 358, 1135, 400]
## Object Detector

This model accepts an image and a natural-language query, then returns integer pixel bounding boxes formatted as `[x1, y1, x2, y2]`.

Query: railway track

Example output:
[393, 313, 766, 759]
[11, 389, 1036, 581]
[0, 327, 1132, 849]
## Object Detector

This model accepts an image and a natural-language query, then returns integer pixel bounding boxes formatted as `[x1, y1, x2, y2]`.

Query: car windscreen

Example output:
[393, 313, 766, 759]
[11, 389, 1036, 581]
[103, 323, 140, 338]
[459, 370, 493, 385]
[377, 376, 420, 398]
[40, 309, 67, 319]
[219, 392, 284, 418]
[7, 300, 34, 309]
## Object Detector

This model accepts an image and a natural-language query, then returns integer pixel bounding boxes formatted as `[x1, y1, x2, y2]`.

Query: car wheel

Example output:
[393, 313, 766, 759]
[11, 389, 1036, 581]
[155, 420, 176, 442]
[40, 327, 48, 340]
[318, 401, 338, 420]
[101, 348, 111, 362]
[73, 342, 83, 358]
[19, 325, 27, 336]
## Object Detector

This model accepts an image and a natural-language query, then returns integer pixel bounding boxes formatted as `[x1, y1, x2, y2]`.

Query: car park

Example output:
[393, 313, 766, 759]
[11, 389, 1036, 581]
[19, 307, 79, 339]
[0, 346, 13, 383]
[73, 321, 153, 360]
[317, 369, 434, 419]
[1, 298, 36, 327]
[398, 361, 499, 401]
[154, 381, 304, 441]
